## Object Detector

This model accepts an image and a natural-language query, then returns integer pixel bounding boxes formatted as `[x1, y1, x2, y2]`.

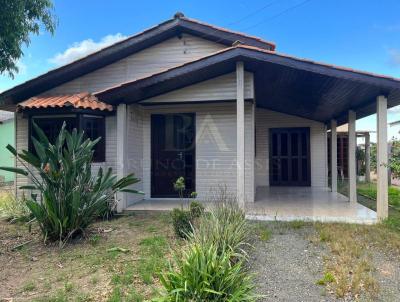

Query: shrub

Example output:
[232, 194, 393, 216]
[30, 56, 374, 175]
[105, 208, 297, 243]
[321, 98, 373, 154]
[0, 122, 141, 246]
[0, 192, 31, 223]
[189, 201, 204, 218]
[190, 189, 250, 256]
[160, 189, 256, 301]
[171, 208, 192, 239]
[172, 201, 205, 238]
[159, 243, 256, 302]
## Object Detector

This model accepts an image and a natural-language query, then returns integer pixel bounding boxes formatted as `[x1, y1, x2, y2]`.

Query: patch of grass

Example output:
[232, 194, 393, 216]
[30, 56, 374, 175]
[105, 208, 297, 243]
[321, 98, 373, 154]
[253, 223, 272, 242]
[107, 287, 122, 302]
[146, 225, 158, 233]
[22, 281, 37, 292]
[358, 182, 400, 209]
[111, 264, 134, 286]
[64, 282, 74, 293]
[356, 183, 400, 232]
[126, 288, 144, 302]
[88, 234, 101, 246]
[288, 220, 307, 229]
[33, 290, 68, 302]
[314, 223, 380, 299]
[138, 235, 168, 284]
[90, 275, 99, 285]
[316, 272, 335, 285]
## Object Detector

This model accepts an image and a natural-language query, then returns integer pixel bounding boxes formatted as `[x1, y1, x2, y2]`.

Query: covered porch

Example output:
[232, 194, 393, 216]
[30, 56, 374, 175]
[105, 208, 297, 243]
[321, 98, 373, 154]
[125, 186, 377, 224]
[98, 45, 400, 222]
[247, 186, 377, 224]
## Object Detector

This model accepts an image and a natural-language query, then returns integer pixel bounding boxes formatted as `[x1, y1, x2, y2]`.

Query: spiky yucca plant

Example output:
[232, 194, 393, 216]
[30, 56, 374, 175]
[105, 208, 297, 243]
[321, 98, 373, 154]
[0, 122, 141, 246]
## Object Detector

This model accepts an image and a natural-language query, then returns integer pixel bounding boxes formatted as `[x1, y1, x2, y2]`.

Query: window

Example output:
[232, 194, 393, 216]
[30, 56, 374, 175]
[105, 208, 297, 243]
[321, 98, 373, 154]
[30, 115, 106, 162]
[81, 115, 105, 162]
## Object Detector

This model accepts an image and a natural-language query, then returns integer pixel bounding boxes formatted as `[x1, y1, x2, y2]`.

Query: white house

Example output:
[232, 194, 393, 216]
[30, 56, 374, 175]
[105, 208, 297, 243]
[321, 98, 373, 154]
[1, 13, 399, 223]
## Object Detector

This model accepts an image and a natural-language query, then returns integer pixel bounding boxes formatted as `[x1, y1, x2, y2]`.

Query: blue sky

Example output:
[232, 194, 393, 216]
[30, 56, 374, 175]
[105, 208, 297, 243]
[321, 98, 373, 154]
[1, 0, 400, 141]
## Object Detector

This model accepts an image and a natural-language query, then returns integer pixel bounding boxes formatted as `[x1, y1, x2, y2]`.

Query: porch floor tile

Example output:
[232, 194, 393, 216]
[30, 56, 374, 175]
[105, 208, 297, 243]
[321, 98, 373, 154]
[125, 186, 378, 224]
[246, 186, 377, 224]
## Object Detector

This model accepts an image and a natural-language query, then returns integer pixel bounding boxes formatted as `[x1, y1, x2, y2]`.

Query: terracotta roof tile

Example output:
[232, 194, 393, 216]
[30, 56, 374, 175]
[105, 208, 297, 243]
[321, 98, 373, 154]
[17, 93, 113, 112]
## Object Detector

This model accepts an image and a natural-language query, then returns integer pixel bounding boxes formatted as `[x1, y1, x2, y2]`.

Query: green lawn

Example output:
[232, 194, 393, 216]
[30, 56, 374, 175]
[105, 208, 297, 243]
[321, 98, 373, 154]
[356, 182, 400, 231]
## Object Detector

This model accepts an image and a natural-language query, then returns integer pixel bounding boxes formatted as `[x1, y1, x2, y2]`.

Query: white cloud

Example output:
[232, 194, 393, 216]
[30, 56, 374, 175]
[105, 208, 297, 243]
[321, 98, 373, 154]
[49, 33, 127, 66]
[388, 49, 400, 67]
[16, 60, 27, 75]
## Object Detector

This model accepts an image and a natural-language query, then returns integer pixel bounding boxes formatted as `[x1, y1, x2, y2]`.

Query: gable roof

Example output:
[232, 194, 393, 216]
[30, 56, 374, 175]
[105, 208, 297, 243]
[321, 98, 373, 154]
[95, 44, 400, 125]
[0, 13, 275, 107]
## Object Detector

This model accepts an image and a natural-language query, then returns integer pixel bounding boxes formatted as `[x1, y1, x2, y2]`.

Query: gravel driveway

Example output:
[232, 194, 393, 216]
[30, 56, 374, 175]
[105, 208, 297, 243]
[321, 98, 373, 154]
[249, 223, 338, 302]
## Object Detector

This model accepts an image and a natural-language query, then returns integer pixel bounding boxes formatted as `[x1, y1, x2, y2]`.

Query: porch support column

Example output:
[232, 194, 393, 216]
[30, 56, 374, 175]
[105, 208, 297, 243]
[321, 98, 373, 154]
[365, 133, 371, 183]
[348, 110, 357, 203]
[330, 119, 338, 192]
[116, 103, 128, 212]
[377, 95, 388, 220]
[236, 61, 245, 208]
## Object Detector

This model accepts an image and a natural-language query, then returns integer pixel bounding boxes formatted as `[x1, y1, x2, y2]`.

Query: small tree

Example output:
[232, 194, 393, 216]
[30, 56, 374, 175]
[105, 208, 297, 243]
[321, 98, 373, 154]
[0, 0, 57, 78]
[390, 139, 400, 179]
[0, 122, 141, 246]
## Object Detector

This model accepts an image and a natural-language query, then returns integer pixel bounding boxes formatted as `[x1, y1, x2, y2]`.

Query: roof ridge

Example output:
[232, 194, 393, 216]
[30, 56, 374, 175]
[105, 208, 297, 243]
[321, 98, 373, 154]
[180, 16, 276, 50]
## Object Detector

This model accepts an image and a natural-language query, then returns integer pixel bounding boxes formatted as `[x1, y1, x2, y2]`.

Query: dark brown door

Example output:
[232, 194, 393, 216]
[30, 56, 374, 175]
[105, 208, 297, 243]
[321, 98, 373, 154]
[269, 127, 311, 186]
[151, 113, 196, 197]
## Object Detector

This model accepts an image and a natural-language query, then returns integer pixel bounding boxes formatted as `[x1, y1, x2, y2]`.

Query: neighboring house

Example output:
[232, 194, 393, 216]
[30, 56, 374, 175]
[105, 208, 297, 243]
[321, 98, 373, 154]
[0, 111, 15, 183]
[0, 13, 399, 222]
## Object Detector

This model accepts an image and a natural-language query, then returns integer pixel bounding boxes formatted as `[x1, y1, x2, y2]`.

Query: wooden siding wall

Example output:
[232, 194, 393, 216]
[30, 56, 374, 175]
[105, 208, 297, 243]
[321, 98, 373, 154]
[15, 34, 226, 197]
[141, 72, 254, 104]
[126, 105, 144, 205]
[255, 108, 328, 187]
[45, 34, 225, 95]
[138, 102, 255, 203]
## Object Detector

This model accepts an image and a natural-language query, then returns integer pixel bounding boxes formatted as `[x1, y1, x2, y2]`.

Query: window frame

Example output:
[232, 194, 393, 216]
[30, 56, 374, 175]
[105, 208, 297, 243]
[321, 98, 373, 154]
[29, 113, 106, 163]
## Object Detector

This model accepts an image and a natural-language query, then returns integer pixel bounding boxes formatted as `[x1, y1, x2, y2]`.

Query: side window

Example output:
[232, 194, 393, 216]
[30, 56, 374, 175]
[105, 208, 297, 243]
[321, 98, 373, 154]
[81, 116, 106, 162]
[30, 115, 106, 163]
[30, 117, 77, 151]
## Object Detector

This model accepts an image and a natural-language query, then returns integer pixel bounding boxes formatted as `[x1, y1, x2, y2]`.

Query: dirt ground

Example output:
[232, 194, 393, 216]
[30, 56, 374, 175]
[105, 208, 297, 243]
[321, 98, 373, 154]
[0, 212, 177, 301]
[250, 221, 400, 302]
[2, 213, 400, 301]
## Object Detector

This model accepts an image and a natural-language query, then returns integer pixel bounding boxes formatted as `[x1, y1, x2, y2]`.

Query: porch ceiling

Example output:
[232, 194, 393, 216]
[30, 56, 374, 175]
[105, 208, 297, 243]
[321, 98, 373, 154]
[96, 46, 400, 126]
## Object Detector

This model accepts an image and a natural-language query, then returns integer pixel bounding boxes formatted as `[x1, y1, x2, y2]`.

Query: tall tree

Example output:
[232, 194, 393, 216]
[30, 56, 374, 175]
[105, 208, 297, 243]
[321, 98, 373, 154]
[0, 0, 56, 78]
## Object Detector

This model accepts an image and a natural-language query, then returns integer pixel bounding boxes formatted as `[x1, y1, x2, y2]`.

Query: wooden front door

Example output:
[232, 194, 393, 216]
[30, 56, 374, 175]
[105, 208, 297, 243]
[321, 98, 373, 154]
[269, 127, 311, 186]
[151, 113, 196, 197]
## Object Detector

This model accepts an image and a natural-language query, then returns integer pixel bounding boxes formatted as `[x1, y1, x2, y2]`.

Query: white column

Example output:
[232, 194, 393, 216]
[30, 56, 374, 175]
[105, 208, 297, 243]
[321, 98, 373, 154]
[331, 119, 338, 192]
[348, 110, 357, 203]
[236, 61, 245, 208]
[117, 104, 128, 212]
[365, 133, 371, 183]
[377, 95, 388, 220]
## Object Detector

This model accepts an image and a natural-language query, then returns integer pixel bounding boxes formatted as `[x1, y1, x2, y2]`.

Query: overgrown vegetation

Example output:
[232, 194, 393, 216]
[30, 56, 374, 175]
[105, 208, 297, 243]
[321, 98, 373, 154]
[0, 191, 31, 222]
[314, 223, 384, 299]
[171, 201, 205, 239]
[0, 122, 141, 246]
[159, 190, 257, 301]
